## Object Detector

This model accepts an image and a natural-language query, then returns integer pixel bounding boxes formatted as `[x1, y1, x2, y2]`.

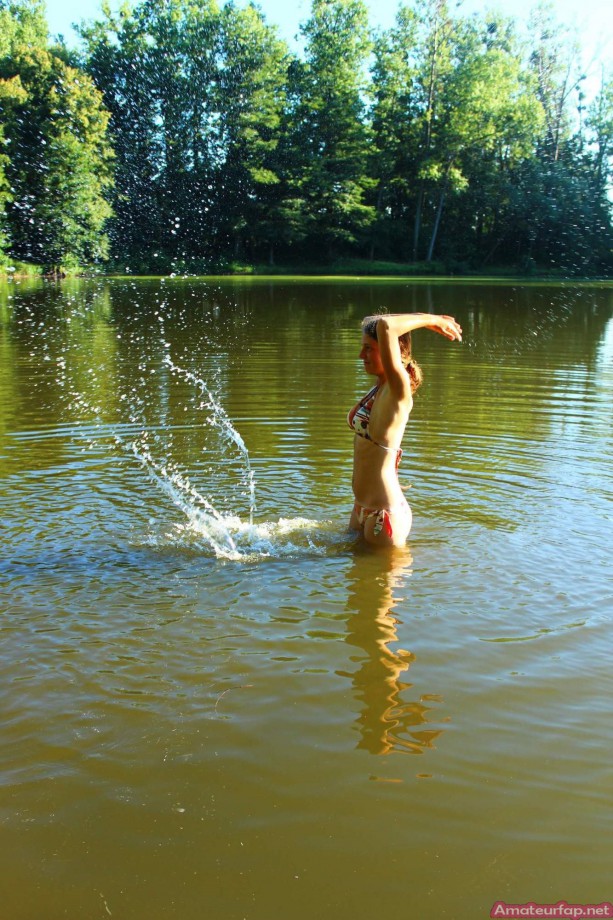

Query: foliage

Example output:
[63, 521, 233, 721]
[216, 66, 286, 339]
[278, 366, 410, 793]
[283, 0, 375, 259]
[0, 0, 114, 271]
[80, 0, 289, 269]
[0, 0, 611, 275]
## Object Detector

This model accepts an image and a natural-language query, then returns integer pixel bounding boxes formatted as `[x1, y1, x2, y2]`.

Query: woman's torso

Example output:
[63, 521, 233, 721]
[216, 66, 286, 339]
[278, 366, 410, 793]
[349, 382, 412, 509]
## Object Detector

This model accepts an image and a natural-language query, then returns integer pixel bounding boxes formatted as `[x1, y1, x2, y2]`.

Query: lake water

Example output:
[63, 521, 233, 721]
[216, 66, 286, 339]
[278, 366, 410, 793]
[1, 277, 612, 920]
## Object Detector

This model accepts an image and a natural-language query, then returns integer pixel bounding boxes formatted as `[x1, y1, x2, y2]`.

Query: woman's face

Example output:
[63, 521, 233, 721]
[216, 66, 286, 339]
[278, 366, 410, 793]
[359, 335, 384, 377]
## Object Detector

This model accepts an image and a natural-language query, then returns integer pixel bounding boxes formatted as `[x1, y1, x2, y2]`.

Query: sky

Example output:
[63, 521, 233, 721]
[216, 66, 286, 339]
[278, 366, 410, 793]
[44, 0, 612, 88]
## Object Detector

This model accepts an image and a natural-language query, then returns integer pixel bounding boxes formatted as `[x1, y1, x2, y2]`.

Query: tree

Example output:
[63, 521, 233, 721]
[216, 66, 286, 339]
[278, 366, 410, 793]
[0, 0, 46, 262]
[408, 0, 456, 261]
[586, 71, 613, 197]
[0, 76, 25, 262]
[213, 1, 290, 263]
[528, 1, 583, 163]
[369, 6, 420, 260]
[15, 0, 606, 275]
[424, 20, 544, 262]
[81, 0, 193, 268]
[82, 0, 291, 269]
[369, 3, 544, 265]
[1, 0, 114, 270]
[287, 0, 375, 260]
[0, 0, 48, 53]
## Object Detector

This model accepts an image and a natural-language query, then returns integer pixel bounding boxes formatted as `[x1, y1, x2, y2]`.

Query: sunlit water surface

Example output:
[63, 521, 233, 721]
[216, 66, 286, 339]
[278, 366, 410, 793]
[1, 277, 612, 919]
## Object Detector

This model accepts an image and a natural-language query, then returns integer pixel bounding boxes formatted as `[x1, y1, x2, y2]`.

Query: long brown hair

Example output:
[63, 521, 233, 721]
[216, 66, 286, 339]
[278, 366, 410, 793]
[361, 316, 423, 393]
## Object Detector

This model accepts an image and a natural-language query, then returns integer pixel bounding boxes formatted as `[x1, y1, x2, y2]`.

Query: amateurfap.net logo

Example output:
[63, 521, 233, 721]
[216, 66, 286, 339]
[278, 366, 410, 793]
[490, 903, 613, 919]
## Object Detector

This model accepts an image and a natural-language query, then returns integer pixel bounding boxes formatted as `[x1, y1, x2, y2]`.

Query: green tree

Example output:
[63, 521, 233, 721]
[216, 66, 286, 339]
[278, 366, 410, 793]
[424, 22, 544, 261]
[369, 3, 544, 265]
[81, 1, 191, 268]
[586, 72, 613, 197]
[408, 0, 456, 261]
[287, 0, 375, 260]
[0, 76, 25, 262]
[214, 1, 290, 264]
[47, 0, 612, 274]
[0, 0, 47, 53]
[494, 6, 613, 273]
[528, 0, 583, 163]
[369, 6, 420, 260]
[1, 0, 114, 270]
[0, 0, 47, 262]
[82, 0, 290, 269]
[135, 0, 223, 265]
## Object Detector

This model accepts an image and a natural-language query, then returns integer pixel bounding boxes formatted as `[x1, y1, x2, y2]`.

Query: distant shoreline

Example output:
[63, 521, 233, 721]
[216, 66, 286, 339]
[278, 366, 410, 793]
[2, 259, 612, 284]
[3, 271, 612, 285]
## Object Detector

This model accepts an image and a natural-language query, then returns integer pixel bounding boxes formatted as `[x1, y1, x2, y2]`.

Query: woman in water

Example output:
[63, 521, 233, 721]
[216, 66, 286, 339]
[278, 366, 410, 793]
[348, 313, 463, 546]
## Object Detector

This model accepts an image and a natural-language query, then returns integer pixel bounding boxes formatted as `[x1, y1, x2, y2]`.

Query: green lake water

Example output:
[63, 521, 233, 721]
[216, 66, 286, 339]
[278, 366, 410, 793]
[1, 277, 612, 919]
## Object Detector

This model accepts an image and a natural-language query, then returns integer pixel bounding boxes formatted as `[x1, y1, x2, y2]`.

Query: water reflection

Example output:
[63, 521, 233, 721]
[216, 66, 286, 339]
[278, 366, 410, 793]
[340, 547, 447, 757]
[1, 278, 612, 916]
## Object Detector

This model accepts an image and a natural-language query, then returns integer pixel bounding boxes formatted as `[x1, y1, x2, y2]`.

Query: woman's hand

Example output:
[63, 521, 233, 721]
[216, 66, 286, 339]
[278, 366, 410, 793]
[425, 315, 463, 341]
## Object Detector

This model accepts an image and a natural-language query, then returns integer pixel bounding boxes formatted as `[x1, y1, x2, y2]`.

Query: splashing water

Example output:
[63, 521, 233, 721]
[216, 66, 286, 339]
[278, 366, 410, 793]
[128, 433, 240, 557]
[162, 353, 257, 524]
[13, 282, 342, 559]
[108, 422, 338, 561]
[160, 515, 341, 562]
[126, 358, 340, 560]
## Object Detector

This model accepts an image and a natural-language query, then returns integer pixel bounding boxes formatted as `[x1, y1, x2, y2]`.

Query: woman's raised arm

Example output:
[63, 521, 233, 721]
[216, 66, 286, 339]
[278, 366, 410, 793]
[371, 313, 462, 398]
[378, 313, 463, 342]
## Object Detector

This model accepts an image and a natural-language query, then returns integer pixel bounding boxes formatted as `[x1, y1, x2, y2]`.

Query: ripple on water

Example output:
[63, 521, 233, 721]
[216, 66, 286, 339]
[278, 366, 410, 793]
[2, 281, 612, 915]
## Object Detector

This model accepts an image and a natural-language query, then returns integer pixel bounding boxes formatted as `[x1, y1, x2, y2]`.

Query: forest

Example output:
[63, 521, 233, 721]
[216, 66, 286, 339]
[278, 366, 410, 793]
[0, 0, 612, 276]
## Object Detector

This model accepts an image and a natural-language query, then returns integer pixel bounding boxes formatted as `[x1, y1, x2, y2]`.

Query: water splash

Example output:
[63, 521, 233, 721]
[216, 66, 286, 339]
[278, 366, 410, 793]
[126, 417, 341, 560]
[162, 354, 257, 524]
[128, 433, 239, 557]
[159, 514, 343, 562]
[15, 282, 338, 560]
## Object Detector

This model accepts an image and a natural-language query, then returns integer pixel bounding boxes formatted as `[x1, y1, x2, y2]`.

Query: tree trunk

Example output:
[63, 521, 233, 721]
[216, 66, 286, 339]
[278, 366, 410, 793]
[413, 187, 424, 261]
[369, 182, 386, 261]
[483, 236, 502, 265]
[426, 189, 445, 262]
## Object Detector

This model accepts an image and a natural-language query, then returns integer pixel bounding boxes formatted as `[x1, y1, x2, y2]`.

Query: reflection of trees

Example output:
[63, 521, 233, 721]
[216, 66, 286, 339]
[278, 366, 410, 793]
[404, 284, 613, 529]
[0, 316, 16, 452]
[2, 278, 610, 502]
[339, 548, 447, 757]
[0, 280, 116, 476]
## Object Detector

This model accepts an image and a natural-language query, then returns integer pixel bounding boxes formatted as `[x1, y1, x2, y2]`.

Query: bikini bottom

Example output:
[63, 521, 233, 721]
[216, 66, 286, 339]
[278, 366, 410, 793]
[354, 500, 411, 538]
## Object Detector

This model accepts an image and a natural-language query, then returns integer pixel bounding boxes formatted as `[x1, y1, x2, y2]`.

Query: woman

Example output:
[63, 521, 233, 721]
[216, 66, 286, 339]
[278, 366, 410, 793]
[348, 313, 462, 546]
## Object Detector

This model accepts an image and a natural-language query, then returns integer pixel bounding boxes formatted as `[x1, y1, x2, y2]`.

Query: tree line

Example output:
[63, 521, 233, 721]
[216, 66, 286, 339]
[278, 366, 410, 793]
[1, 0, 612, 275]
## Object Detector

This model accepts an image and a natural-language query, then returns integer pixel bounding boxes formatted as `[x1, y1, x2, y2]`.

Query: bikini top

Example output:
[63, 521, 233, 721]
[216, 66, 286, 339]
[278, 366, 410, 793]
[347, 384, 403, 461]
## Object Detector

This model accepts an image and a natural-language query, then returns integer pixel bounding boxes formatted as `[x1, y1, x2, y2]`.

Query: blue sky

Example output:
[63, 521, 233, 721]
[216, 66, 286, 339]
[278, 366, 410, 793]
[45, 0, 611, 86]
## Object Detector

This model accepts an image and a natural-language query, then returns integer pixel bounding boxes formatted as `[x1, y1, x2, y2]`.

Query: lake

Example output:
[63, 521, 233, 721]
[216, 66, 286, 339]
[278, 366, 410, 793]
[1, 276, 612, 920]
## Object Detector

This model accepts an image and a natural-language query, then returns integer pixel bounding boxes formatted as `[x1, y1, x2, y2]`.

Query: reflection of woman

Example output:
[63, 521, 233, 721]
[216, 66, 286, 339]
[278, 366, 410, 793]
[348, 313, 462, 546]
[341, 548, 446, 756]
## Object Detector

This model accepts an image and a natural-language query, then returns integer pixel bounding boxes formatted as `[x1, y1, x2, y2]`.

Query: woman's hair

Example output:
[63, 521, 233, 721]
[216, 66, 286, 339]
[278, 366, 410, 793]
[361, 315, 423, 393]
